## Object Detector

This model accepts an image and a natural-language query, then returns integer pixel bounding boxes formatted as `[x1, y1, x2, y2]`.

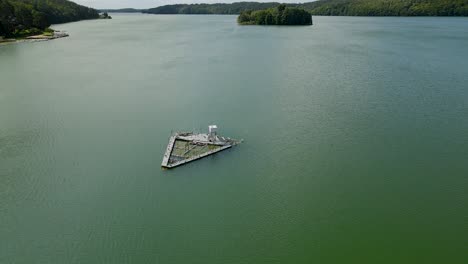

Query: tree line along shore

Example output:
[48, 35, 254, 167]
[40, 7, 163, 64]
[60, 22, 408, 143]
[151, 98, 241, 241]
[2, 0, 468, 40]
[0, 0, 103, 39]
[142, 0, 468, 16]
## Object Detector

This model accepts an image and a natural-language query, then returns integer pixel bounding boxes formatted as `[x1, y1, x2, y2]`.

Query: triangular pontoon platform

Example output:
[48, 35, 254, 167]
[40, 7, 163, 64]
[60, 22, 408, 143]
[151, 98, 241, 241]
[161, 126, 242, 169]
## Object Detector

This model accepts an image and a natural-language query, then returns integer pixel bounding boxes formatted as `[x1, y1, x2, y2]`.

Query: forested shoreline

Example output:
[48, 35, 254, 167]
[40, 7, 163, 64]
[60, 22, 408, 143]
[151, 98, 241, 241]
[2, 0, 467, 39]
[0, 0, 98, 38]
[143, 0, 468, 16]
[303, 0, 468, 16]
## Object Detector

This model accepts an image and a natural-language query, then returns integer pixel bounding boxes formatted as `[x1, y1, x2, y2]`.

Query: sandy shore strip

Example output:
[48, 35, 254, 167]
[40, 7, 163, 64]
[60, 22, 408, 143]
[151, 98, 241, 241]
[0, 31, 69, 45]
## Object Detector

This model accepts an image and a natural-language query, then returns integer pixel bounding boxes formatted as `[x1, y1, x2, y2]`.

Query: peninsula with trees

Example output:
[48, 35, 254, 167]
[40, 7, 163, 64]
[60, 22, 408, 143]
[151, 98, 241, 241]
[0, 0, 99, 41]
[238, 5, 312, 25]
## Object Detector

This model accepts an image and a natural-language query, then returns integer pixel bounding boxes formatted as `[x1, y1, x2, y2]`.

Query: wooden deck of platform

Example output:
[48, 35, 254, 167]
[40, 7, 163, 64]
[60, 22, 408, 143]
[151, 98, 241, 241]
[161, 134, 177, 167]
[162, 145, 232, 169]
[161, 131, 241, 169]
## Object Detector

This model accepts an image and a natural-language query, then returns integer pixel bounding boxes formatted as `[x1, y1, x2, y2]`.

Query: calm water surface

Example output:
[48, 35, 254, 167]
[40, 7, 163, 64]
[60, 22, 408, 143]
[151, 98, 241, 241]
[1, 14, 467, 263]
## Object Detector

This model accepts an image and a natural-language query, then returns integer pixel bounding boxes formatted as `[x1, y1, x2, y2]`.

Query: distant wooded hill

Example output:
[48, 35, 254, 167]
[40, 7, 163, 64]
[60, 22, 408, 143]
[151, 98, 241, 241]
[0, 0, 99, 37]
[142, 0, 468, 16]
[144, 2, 280, 14]
[99, 8, 142, 13]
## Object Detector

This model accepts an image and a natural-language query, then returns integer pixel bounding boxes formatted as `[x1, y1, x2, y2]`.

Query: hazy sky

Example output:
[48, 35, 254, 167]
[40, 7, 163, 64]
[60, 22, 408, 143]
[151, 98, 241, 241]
[75, 0, 306, 9]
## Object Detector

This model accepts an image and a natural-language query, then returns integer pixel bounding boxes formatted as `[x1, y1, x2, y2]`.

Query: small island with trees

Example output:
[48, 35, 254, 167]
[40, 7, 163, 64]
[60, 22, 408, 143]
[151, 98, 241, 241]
[99, 12, 112, 19]
[238, 5, 312, 25]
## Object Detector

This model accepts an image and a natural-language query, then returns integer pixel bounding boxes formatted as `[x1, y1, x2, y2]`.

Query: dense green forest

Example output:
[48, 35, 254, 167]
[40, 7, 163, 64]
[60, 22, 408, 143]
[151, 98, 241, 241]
[144, 2, 280, 14]
[0, 0, 98, 38]
[238, 5, 312, 25]
[303, 0, 468, 16]
[143, 0, 468, 16]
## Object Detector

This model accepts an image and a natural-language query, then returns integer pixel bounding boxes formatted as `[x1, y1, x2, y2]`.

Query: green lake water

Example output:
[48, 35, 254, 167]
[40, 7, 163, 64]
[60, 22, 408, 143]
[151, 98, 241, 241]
[1, 14, 467, 263]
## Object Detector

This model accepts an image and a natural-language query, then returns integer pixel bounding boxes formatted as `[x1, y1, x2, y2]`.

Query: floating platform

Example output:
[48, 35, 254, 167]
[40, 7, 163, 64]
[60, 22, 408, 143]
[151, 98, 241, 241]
[161, 126, 242, 169]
